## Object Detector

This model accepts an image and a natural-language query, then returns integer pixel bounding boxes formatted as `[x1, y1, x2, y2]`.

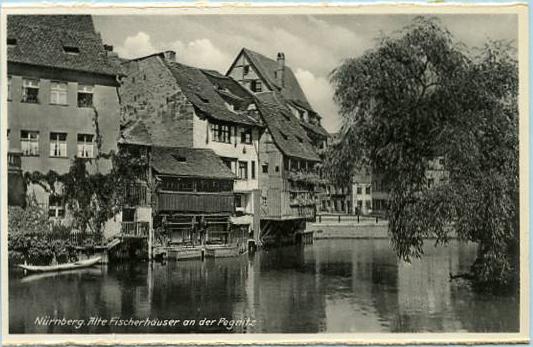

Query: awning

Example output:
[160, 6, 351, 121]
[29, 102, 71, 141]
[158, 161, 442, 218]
[230, 215, 253, 225]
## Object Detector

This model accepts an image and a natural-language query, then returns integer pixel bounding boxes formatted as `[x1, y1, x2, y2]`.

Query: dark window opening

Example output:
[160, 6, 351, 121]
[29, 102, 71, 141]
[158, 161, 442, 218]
[238, 161, 248, 180]
[7, 38, 17, 46]
[122, 208, 135, 222]
[240, 128, 252, 144]
[63, 45, 80, 54]
[172, 155, 187, 162]
[77, 84, 94, 108]
[262, 163, 268, 174]
[243, 65, 250, 75]
[251, 161, 256, 179]
[251, 80, 262, 92]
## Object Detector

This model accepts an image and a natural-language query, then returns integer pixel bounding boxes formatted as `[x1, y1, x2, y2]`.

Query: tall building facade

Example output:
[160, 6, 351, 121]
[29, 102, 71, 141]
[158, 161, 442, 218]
[6, 15, 122, 218]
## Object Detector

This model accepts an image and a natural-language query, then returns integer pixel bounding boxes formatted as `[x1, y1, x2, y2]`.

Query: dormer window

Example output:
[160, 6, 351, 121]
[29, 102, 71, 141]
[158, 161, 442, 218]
[7, 38, 17, 46]
[296, 135, 303, 143]
[63, 45, 80, 55]
[280, 131, 288, 140]
[172, 155, 187, 162]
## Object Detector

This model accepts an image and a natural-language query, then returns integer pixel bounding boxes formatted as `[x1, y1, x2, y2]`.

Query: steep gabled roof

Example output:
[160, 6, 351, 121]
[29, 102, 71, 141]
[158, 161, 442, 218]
[255, 92, 320, 162]
[151, 146, 235, 180]
[163, 60, 261, 127]
[237, 48, 313, 112]
[7, 15, 121, 76]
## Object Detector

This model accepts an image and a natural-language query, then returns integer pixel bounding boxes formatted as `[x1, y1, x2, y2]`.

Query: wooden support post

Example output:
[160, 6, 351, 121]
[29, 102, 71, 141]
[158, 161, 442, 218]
[338, 215, 341, 223]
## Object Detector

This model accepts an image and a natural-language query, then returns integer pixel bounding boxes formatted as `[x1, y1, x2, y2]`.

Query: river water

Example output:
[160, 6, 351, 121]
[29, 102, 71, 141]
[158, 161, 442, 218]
[9, 239, 518, 333]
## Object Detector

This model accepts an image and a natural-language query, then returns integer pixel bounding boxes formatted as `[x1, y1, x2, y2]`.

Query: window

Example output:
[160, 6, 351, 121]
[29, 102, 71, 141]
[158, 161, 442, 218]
[20, 130, 39, 156]
[50, 81, 68, 105]
[238, 161, 248, 180]
[235, 194, 243, 208]
[7, 37, 17, 46]
[243, 65, 250, 76]
[365, 201, 372, 210]
[365, 186, 371, 195]
[77, 134, 94, 158]
[251, 80, 262, 92]
[122, 208, 135, 222]
[49, 194, 65, 218]
[262, 163, 268, 174]
[251, 161, 256, 179]
[357, 200, 363, 209]
[77, 84, 94, 108]
[439, 158, 445, 166]
[22, 78, 39, 103]
[296, 136, 303, 143]
[356, 186, 362, 195]
[240, 128, 252, 144]
[211, 123, 231, 143]
[427, 178, 434, 188]
[280, 131, 288, 140]
[50, 132, 67, 157]
[275, 165, 279, 173]
[7, 76, 12, 101]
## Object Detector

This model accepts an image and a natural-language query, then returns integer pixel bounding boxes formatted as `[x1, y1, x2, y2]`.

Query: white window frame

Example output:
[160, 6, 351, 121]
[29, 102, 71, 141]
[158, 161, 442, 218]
[20, 130, 39, 156]
[22, 78, 40, 103]
[49, 194, 65, 218]
[238, 161, 248, 180]
[50, 81, 68, 105]
[77, 134, 94, 158]
[49, 132, 68, 158]
[77, 84, 94, 108]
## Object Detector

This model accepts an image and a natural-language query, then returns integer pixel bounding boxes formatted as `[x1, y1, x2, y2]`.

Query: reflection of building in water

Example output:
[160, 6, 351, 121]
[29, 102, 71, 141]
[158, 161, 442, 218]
[312, 239, 398, 332]
[247, 246, 326, 332]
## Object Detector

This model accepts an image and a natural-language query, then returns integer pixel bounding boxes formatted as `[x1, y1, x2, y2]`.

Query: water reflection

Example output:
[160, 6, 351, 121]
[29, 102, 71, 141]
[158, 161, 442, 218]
[9, 239, 518, 333]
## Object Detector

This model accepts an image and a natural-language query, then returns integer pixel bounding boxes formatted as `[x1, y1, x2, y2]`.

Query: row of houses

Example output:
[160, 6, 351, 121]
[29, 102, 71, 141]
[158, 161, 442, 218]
[7, 15, 362, 250]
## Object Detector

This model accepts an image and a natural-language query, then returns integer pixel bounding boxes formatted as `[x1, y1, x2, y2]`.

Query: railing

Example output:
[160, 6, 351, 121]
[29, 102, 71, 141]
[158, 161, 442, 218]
[121, 221, 150, 237]
[124, 184, 149, 207]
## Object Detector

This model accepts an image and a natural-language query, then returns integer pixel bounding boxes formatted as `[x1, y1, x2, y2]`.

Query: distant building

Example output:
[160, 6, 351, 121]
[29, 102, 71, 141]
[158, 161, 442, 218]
[119, 51, 263, 240]
[6, 15, 122, 217]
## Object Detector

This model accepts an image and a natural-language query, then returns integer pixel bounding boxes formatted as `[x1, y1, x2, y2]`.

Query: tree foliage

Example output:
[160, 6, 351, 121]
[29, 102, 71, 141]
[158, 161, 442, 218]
[327, 17, 519, 289]
[23, 147, 149, 237]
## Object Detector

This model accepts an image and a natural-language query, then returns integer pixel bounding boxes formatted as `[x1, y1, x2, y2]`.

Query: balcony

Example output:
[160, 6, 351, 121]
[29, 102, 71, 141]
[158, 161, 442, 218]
[158, 191, 234, 214]
[121, 221, 150, 237]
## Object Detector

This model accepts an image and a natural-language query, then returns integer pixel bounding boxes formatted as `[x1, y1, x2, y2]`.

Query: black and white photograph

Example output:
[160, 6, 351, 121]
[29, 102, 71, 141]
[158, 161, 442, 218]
[2, 4, 528, 344]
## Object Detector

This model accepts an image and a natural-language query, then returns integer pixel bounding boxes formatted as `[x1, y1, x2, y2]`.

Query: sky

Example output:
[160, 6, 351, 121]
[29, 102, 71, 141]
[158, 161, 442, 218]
[94, 14, 518, 132]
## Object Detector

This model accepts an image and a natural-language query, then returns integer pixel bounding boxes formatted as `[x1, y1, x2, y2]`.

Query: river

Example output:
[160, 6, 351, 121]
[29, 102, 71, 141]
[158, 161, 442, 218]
[9, 239, 518, 333]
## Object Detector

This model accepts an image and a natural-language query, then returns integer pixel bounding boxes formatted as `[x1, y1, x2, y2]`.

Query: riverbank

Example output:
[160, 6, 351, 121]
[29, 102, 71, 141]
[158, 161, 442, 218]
[307, 222, 389, 239]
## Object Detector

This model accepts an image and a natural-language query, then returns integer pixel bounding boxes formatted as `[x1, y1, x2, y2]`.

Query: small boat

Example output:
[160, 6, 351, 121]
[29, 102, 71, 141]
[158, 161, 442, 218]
[18, 257, 102, 273]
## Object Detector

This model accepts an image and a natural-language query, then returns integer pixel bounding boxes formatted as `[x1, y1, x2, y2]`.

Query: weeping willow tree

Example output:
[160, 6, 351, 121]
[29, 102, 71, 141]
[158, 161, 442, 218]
[326, 17, 519, 290]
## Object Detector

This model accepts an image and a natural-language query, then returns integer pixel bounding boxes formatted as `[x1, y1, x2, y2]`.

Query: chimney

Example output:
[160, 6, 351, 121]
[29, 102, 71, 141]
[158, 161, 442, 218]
[163, 50, 176, 62]
[276, 52, 285, 88]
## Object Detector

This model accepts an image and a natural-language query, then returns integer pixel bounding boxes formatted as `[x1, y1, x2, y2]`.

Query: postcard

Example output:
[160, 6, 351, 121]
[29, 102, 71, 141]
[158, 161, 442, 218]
[1, 3, 529, 345]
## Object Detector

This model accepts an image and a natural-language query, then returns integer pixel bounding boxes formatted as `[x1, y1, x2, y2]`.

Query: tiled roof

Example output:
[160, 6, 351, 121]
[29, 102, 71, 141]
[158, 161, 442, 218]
[7, 15, 121, 76]
[241, 48, 313, 112]
[119, 117, 192, 148]
[299, 119, 330, 138]
[200, 69, 263, 124]
[163, 60, 261, 127]
[255, 92, 320, 162]
[151, 146, 236, 180]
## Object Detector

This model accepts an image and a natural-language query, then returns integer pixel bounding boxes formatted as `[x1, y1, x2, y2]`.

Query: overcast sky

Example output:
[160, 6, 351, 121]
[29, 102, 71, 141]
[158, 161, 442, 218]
[94, 14, 517, 132]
